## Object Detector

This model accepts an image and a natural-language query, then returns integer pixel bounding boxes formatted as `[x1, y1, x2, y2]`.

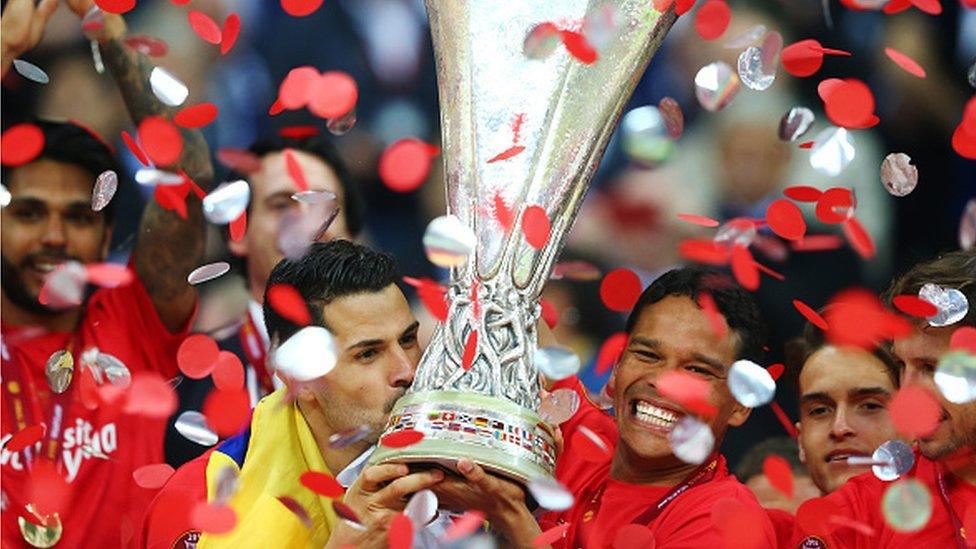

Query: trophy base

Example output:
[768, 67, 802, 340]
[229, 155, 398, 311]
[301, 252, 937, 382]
[368, 391, 557, 484]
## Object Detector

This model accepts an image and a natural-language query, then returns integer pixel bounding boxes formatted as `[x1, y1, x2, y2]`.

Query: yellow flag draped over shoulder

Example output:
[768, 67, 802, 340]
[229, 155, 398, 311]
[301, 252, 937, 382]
[198, 389, 339, 549]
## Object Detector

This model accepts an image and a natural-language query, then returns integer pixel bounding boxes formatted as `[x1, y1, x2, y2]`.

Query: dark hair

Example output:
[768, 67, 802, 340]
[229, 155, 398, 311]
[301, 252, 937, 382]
[882, 249, 976, 327]
[734, 436, 807, 481]
[1, 118, 121, 225]
[625, 266, 767, 363]
[242, 133, 364, 237]
[263, 240, 397, 343]
[784, 314, 900, 395]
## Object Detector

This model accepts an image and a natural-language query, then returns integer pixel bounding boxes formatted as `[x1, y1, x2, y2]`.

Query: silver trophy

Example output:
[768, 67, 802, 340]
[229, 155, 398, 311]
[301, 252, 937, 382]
[371, 0, 676, 483]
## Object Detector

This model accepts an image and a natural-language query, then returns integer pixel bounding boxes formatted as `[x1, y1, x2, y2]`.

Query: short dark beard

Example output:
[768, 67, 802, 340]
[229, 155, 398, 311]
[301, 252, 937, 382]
[0, 254, 57, 316]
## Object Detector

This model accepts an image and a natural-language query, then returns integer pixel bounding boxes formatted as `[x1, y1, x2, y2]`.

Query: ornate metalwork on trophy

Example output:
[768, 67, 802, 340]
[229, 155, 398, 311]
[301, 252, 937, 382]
[370, 0, 676, 483]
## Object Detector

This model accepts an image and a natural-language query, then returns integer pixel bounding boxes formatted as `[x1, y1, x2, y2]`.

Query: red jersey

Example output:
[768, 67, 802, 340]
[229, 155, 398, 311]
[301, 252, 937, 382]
[539, 378, 777, 548]
[1, 277, 190, 548]
[792, 452, 975, 548]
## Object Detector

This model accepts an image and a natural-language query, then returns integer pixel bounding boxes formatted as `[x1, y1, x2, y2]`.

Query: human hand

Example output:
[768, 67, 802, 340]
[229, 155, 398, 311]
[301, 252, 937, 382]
[1, 0, 59, 76]
[432, 459, 542, 548]
[326, 463, 444, 548]
[63, 0, 126, 43]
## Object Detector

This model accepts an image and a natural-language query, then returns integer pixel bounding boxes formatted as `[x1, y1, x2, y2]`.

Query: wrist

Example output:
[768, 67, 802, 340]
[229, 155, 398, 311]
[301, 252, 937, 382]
[489, 503, 540, 547]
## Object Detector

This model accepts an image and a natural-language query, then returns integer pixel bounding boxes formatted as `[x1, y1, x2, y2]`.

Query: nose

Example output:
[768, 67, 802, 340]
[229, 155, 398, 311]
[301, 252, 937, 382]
[388, 345, 415, 389]
[41, 214, 68, 248]
[829, 407, 855, 441]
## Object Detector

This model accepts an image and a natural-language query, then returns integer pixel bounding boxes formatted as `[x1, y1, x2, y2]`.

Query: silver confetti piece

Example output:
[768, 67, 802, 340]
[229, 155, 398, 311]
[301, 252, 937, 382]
[404, 489, 439, 528]
[92, 170, 118, 212]
[175, 411, 219, 447]
[533, 346, 581, 381]
[724, 24, 767, 49]
[327, 109, 357, 136]
[737, 31, 782, 92]
[149, 67, 189, 107]
[539, 388, 580, 425]
[329, 425, 372, 449]
[727, 359, 776, 408]
[881, 479, 932, 533]
[423, 214, 477, 268]
[960, 198, 976, 250]
[187, 262, 231, 285]
[523, 22, 561, 60]
[527, 476, 574, 511]
[880, 153, 918, 197]
[97, 352, 131, 388]
[919, 283, 969, 327]
[12, 59, 49, 84]
[273, 327, 337, 381]
[934, 351, 976, 404]
[1, 184, 11, 208]
[694, 61, 740, 112]
[620, 105, 674, 167]
[292, 190, 337, 205]
[91, 41, 105, 74]
[45, 350, 75, 394]
[714, 218, 758, 248]
[214, 464, 240, 505]
[871, 439, 915, 481]
[41, 261, 88, 309]
[669, 415, 714, 465]
[135, 168, 184, 186]
[202, 180, 250, 224]
[810, 126, 856, 177]
[778, 107, 815, 142]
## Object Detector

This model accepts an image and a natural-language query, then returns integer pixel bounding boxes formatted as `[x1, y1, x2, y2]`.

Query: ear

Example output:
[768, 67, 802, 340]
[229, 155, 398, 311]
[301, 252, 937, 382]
[726, 401, 752, 428]
[796, 422, 806, 464]
[227, 233, 248, 257]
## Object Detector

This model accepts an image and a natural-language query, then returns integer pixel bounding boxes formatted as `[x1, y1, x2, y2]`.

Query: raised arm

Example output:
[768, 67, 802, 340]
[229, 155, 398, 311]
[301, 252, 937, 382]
[70, 1, 215, 331]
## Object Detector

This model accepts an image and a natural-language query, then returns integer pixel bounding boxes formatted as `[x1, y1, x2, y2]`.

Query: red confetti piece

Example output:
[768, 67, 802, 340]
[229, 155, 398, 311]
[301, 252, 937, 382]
[815, 188, 855, 224]
[406, 277, 448, 321]
[892, 295, 938, 318]
[792, 234, 844, 252]
[656, 370, 717, 419]
[781, 39, 849, 78]
[154, 182, 190, 219]
[755, 262, 785, 282]
[766, 199, 807, 241]
[677, 213, 720, 228]
[177, 334, 220, 379]
[191, 502, 237, 534]
[884, 47, 926, 78]
[283, 148, 310, 192]
[278, 66, 319, 110]
[793, 299, 829, 330]
[300, 471, 345, 498]
[731, 245, 760, 291]
[824, 289, 912, 349]
[277, 496, 313, 529]
[698, 292, 728, 340]
[910, 0, 942, 15]
[220, 13, 241, 55]
[125, 372, 177, 419]
[187, 11, 222, 45]
[952, 122, 976, 160]
[533, 523, 571, 547]
[461, 330, 478, 371]
[881, 0, 913, 12]
[596, 332, 628, 374]
[174, 103, 218, 128]
[487, 145, 525, 164]
[797, 141, 815, 149]
[95, 0, 135, 14]
[675, 0, 696, 15]
[767, 363, 785, 381]
[571, 425, 612, 462]
[85, 263, 134, 288]
[267, 283, 311, 326]
[281, 0, 324, 17]
[950, 326, 976, 355]
[308, 71, 358, 120]
[133, 463, 175, 489]
[521, 205, 552, 249]
[280, 125, 318, 140]
[823, 79, 876, 129]
[493, 190, 515, 231]
[600, 268, 642, 312]
[889, 386, 942, 438]
[212, 351, 245, 391]
[443, 511, 486, 542]
[381, 429, 425, 448]
[560, 30, 597, 64]
[612, 524, 655, 549]
[678, 238, 730, 266]
[5, 424, 45, 453]
[268, 98, 285, 116]
[771, 400, 800, 438]
[784, 185, 823, 202]
[540, 298, 559, 329]
[763, 455, 794, 499]
[379, 138, 435, 193]
[388, 513, 414, 549]
[29, 460, 69, 516]
[694, 0, 731, 41]
[0, 123, 44, 166]
[217, 148, 261, 173]
[797, 497, 842, 538]
[229, 210, 247, 242]
[138, 116, 183, 167]
[203, 388, 250, 436]
[842, 217, 875, 259]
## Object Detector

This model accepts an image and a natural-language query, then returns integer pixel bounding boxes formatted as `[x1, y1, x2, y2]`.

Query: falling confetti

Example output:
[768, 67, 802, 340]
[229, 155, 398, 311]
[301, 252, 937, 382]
[880, 153, 918, 197]
[149, 67, 189, 107]
[694, 61, 740, 112]
[539, 388, 581, 425]
[881, 479, 932, 533]
[177, 334, 220, 379]
[220, 13, 241, 55]
[534, 347, 581, 381]
[175, 410, 219, 446]
[810, 127, 855, 177]
[12, 59, 49, 84]
[300, 471, 345, 498]
[527, 477, 574, 511]
[599, 268, 642, 312]
[203, 180, 250, 224]
[187, 262, 231, 285]
[380, 429, 425, 448]
[423, 215, 476, 268]
[91, 170, 118, 211]
[273, 327, 337, 381]
[778, 107, 815, 142]
[919, 283, 969, 327]
[308, 71, 358, 120]
[1, 123, 45, 166]
[737, 31, 782, 91]
[379, 139, 437, 192]
[934, 351, 976, 404]
[884, 47, 926, 78]
[669, 416, 715, 464]
[694, 0, 731, 41]
[727, 359, 776, 407]
[889, 385, 942, 438]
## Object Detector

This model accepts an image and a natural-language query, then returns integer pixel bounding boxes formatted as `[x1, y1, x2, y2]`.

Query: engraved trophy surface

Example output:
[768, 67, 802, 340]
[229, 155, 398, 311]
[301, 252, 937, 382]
[370, 0, 676, 483]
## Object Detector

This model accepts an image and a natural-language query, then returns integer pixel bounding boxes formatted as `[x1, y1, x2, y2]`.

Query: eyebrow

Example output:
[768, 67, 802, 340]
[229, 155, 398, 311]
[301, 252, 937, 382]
[800, 387, 891, 405]
[9, 198, 94, 210]
[629, 336, 728, 373]
[346, 321, 420, 352]
[799, 391, 832, 405]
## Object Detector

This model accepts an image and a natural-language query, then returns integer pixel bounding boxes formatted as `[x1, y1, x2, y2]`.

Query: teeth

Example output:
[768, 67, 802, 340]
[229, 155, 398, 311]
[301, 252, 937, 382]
[634, 401, 679, 427]
[36, 263, 55, 273]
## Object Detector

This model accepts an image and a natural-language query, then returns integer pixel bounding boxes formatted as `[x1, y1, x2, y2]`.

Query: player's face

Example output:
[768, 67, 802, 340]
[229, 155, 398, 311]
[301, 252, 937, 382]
[1, 160, 110, 313]
[797, 346, 897, 494]
[611, 296, 750, 469]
